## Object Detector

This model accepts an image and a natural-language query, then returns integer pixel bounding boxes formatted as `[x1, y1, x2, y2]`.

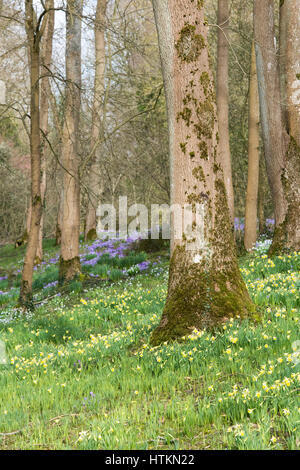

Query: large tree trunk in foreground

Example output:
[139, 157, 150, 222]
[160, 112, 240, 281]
[19, 1, 43, 308]
[36, 1, 55, 263]
[59, 0, 82, 284]
[84, 0, 107, 241]
[254, 0, 300, 255]
[216, 0, 234, 223]
[244, 41, 260, 251]
[150, 0, 256, 345]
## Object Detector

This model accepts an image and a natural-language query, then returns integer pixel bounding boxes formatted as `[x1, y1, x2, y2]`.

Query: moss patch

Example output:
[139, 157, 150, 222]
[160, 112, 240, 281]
[177, 107, 192, 127]
[150, 247, 258, 346]
[151, 174, 257, 346]
[86, 228, 97, 241]
[15, 231, 28, 248]
[175, 24, 205, 63]
[58, 256, 81, 286]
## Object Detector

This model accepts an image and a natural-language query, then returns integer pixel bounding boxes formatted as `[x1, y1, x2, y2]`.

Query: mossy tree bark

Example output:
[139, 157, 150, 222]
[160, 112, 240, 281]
[150, 0, 256, 345]
[216, 0, 234, 224]
[59, 0, 82, 284]
[244, 41, 260, 251]
[19, 1, 49, 309]
[84, 0, 107, 242]
[254, 0, 300, 255]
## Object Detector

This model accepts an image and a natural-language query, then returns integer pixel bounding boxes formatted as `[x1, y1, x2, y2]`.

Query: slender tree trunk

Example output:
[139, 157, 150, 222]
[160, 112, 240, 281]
[84, 0, 107, 241]
[42, 65, 64, 246]
[55, 188, 63, 245]
[36, 1, 55, 263]
[258, 158, 265, 234]
[254, 0, 300, 255]
[59, 0, 82, 284]
[279, 0, 288, 129]
[19, 1, 43, 308]
[150, 0, 256, 345]
[25, 202, 32, 236]
[244, 41, 260, 251]
[254, 0, 287, 228]
[35, 165, 46, 263]
[216, 0, 234, 223]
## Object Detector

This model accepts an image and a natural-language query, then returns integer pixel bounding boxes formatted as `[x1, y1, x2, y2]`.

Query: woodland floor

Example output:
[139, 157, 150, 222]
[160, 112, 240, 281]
[0, 236, 299, 450]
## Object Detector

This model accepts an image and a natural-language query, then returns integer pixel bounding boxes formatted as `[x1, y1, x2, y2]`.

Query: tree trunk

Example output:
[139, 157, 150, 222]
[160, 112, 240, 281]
[254, 0, 287, 229]
[254, 0, 300, 255]
[258, 158, 265, 234]
[26, 201, 32, 236]
[244, 41, 260, 251]
[274, 0, 300, 253]
[59, 0, 82, 284]
[19, 1, 43, 308]
[216, 0, 234, 223]
[84, 0, 107, 241]
[279, 0, 288, 129]
[55, 188, 63, 245]
[36, 1, 55, 263]
[150, 0, 256, 345]
[284, 0, 300, 145]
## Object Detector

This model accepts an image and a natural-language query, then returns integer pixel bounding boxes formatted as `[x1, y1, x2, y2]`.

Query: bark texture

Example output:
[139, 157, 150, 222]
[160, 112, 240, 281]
[284, 0, 300, 145]
[59, 0, 82, 284]
[55, 188, 63, 245]
[254, 0, 288, 228]
[36, 1, 55, 263]
[19, 1, 44, 308]
[254, 0, 300, 255]
[258, 158, 265, 234]
[150, 0, 257, 345]
[84, 0, 107, 241]
[216, 0, 234, 223]
[244, 41, 260, 251]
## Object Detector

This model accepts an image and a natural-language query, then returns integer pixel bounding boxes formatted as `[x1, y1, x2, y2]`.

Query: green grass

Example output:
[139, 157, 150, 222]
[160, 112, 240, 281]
[0, 244, 299, 450]
[0, 239, 150, 307]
